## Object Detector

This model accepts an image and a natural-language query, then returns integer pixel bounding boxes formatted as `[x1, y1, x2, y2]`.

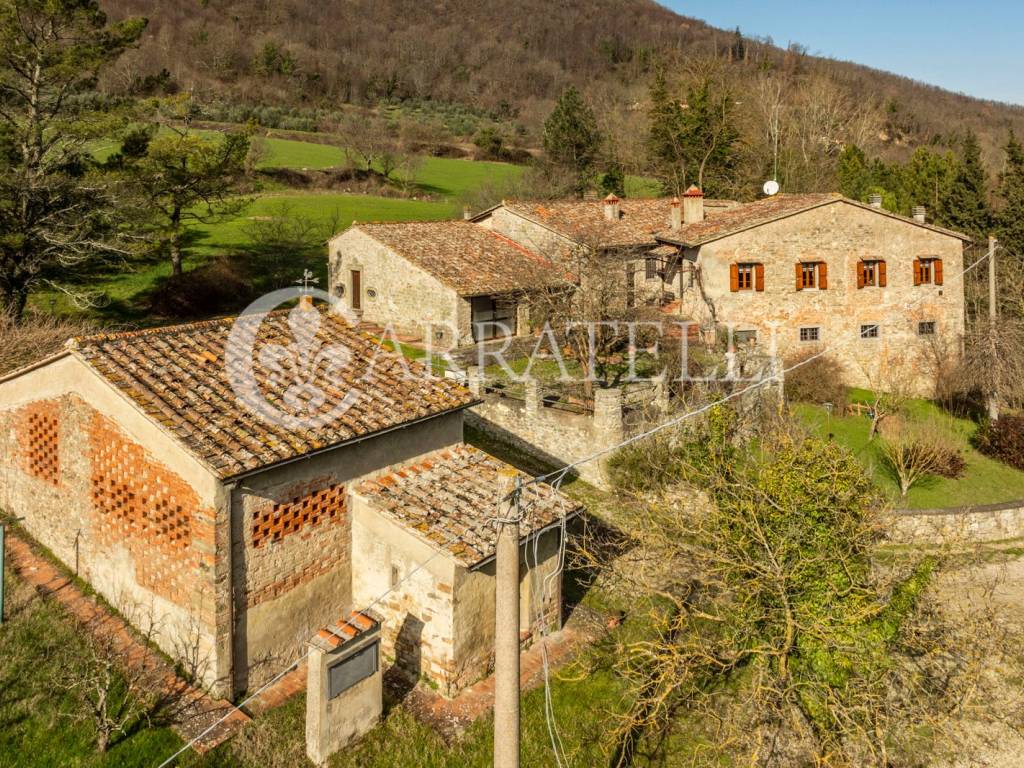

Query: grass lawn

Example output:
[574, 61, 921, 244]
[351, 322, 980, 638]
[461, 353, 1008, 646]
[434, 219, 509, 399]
[795, 390, 1024, 509]
[0, 565, 211, 768]
[32, 193, 457, 322]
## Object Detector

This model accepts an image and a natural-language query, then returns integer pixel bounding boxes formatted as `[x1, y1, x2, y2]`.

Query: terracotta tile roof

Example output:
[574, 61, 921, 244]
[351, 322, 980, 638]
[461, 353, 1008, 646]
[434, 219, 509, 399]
[68, 307, 477, 479]
[356, 445, 582, 568]
[654, 193, 970, 247]
[314, 609, 380, 650]
[500, 197, 739, 248]
[354, 220, 564, 296]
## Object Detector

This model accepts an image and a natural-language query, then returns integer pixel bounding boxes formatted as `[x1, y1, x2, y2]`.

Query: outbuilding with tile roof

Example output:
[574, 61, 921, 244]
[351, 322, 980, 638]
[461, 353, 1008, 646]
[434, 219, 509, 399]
[0, 304, 580, 699]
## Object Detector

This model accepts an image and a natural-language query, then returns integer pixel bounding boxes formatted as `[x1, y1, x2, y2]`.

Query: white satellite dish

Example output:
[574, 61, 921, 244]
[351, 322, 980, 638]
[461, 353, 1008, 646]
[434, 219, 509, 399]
[763, 179, 780, 196]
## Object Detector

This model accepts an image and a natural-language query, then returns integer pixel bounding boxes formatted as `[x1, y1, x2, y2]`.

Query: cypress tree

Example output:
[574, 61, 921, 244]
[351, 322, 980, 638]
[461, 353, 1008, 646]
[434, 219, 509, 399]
[940, 130, 992, 240]
[997, 131, 1024, 255]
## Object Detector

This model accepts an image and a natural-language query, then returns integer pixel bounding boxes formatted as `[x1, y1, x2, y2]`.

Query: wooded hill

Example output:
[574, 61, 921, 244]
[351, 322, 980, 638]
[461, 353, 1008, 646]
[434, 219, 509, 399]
[102, 0, 1024, 166]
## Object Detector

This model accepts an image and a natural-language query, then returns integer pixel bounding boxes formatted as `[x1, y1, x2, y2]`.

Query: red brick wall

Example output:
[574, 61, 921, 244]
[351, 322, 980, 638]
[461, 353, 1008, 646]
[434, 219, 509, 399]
[15, 401, 61, 487]
[88, 411, 214, 610]
[242, 478, 350, 609]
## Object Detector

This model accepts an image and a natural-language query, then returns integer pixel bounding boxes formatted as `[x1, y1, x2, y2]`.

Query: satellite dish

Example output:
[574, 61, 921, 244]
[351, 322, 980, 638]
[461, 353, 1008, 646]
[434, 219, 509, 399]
[763, 179, 780, 196]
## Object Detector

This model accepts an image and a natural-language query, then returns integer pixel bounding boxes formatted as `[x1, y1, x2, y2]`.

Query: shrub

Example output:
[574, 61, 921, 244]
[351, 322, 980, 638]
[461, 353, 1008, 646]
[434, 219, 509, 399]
[974, 416, 1024, 471]
[0, 312, 96, 376]
[783, 351, 848, 408]
[880, 418, 963, 497]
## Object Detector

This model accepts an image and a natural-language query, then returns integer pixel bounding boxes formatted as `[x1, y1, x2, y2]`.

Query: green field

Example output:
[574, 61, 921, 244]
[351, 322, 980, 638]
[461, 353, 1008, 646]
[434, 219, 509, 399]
[796, 391, 1024, 509]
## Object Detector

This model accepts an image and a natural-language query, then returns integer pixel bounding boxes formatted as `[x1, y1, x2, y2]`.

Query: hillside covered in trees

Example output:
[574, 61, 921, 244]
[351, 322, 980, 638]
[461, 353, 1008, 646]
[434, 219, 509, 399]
[102, 0, 1024, 160]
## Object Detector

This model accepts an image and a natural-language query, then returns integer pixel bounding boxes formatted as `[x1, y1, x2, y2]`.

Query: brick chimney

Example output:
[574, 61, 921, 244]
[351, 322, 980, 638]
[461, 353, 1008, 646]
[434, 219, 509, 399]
[603, 193, 621, 222]
[670, 197, 682, 230]
[912, 205, 926, 223]
[298, 294, 314, 310]
[463, 205, 473, 220]
[868, 193, 883, 208]
[683, 185, 704, 224]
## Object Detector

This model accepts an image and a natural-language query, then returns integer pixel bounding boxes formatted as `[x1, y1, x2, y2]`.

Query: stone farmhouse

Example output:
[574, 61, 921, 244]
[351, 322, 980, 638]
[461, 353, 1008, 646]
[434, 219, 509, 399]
[328, 221, 564, 347]
[0, 304, 579, 698]
[329, 188, 969, 393]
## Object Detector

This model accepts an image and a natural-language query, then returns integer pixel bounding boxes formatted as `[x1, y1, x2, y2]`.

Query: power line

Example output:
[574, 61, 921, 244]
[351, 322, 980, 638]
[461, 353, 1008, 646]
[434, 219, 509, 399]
[158, 241, 998, 767]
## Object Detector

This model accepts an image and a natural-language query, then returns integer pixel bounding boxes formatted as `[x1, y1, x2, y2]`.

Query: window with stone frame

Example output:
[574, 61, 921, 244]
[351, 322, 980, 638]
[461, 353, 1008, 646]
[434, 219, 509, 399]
[913, 257, 944, 286]
[860, 323, 880, 339]
[795, 261, 827, 290]
[730, 262, 764, 292]
[857, 259, 887, 288]
[645, 257, 660, 280]
[799, 326, 820, 342]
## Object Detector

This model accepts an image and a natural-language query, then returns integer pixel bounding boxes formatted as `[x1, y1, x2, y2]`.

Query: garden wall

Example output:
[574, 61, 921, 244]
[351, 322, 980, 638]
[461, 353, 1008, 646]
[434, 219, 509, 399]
[886, 500, 1024, 544]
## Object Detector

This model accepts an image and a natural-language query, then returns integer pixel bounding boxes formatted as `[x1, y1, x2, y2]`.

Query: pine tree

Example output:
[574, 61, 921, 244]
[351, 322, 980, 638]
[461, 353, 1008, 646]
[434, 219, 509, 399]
[542, 86, 601, 197]
[680, 80, 740, 197]
[837, 145, 871, 201]
[899, 147, 958, 220]
[940, 130, 992, 240]
[997, 131, 1024, 255]
[646, 68, 686, 194]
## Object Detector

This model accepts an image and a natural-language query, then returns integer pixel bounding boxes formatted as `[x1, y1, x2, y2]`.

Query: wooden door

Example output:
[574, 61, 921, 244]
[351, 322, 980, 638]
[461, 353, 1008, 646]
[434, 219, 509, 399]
[350, 270, 361, 310]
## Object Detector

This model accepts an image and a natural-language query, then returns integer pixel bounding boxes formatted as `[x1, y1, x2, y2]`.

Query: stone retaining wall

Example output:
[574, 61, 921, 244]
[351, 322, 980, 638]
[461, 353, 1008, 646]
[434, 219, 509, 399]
[886, 500, 1024, 544]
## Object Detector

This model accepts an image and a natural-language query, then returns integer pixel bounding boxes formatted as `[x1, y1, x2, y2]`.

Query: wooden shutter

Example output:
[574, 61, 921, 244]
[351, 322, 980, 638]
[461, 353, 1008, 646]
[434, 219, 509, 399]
[934, 258, 944, 285]
[913, 258, 922, 286]
[878, 261, 887, 287]
[729, 263, 739, 292]
[755, 263, 765, 292]
[795, 262, 803, 291]
[818, 261, 828, 290]
[856, 261, 865, 289]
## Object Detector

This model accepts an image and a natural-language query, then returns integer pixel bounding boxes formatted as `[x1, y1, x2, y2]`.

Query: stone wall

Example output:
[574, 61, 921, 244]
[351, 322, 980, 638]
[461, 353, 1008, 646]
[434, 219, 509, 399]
[676, 201, 965, 395]
[328, 228, 463, 345]
[464, 375, 632, 489]
[230, 411, 464, 692]
[885, 500, 1024, 544]
[0, 391, 221, 688]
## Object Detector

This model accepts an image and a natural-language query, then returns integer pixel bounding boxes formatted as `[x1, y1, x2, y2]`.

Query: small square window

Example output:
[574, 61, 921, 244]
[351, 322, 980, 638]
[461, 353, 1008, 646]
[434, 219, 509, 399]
[918, 321, 936, 336]
[799, 326, 820, 342]
[734, 330, 757, 346]
[860, 324, 880, 339]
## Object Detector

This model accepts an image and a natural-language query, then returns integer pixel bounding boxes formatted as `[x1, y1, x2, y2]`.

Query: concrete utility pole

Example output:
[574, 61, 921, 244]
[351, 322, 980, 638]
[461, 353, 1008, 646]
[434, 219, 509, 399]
[988, 235, 1000, 422]
[494, 469, 521, 768]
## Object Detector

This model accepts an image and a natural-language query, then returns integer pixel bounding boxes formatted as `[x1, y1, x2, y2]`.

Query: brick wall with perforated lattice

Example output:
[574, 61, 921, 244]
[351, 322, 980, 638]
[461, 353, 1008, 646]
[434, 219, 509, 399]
[88, 412, 214, 609]
[15, 401, 61, 486]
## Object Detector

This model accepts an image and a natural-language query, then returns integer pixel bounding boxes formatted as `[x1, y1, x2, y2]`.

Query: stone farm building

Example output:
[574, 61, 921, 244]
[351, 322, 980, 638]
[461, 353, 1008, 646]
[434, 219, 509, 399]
[328, 221, 564, 347]
[330, 189, 969, 393]
[0, 305, 579, 698]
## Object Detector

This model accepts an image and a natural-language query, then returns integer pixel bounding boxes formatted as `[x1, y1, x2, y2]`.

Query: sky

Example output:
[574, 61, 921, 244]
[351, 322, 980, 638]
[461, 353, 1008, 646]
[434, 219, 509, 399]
[663, 1, 1024, 106]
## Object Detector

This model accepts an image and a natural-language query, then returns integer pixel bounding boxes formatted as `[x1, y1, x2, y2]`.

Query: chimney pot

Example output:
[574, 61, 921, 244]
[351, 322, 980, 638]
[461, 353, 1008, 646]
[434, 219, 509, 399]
[463, 205, 472, 220]
[670, 197, 682, 230]
[682, 185, 704, 224]
[868, 193, 883, 209]
[912, 205, 926, 223]
[603, 193, 621, 222]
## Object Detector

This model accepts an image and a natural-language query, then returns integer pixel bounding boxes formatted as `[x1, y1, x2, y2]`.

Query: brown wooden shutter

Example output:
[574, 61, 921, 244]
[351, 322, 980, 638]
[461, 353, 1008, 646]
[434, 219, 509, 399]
[755, 263, 765, 292]
[934, 258, 944, 285]
[913, 258, 922, 286]
[878, 261, 887, 287]
[818, 261, 828, 290]
[856, 261, 865, 289]
[795, 262, 803, 291]
[729, 263, 739, 292]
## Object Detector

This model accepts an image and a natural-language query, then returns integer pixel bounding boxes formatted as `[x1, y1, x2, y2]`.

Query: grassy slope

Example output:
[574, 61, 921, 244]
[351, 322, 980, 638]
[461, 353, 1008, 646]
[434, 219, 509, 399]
[795, 390, 1024, 508]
